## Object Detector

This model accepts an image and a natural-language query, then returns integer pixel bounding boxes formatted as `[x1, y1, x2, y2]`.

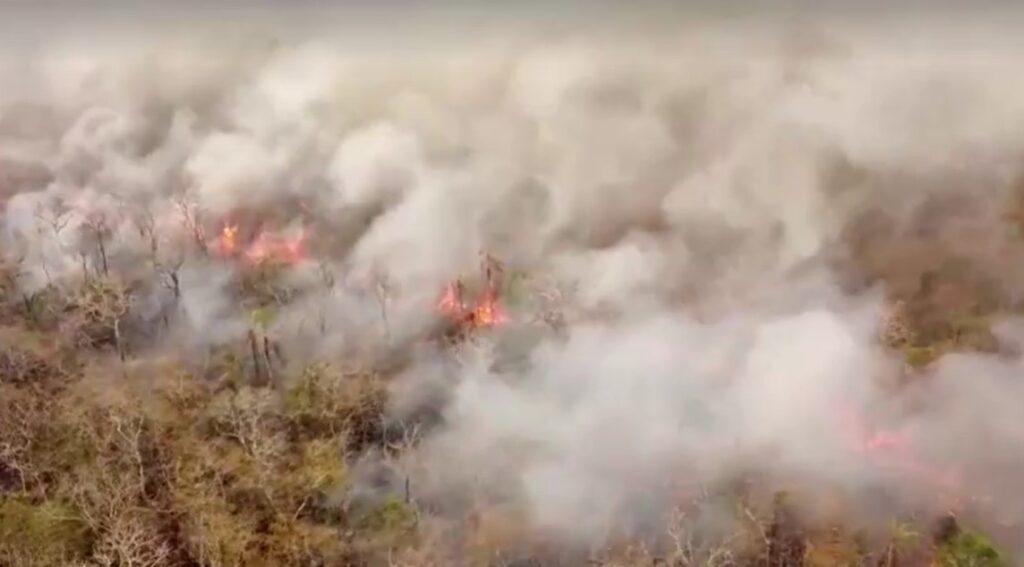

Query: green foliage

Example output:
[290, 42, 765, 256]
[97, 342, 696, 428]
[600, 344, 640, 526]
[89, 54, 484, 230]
[3, 230, 1018, 567]
[300, 439, 347, 493]
[284, 363, 386, 449]
[206, 345, 248, 386]
[17, 286, 64, 330]
[250, 305, 277, 330]
[356, 495, 416, 534]
[888, 519, 920, 546]
[63, 277, 131, 349]
[236, 262, 293, 310]
[285, 363, 326, 416]
[502, 270, 531, 307]
[0, 498, 91, 562]
[949, 315, 999, 352]
[904, 344, 944, 368]
[900, 313, 997, 368]
[937, 530, 1005, 567]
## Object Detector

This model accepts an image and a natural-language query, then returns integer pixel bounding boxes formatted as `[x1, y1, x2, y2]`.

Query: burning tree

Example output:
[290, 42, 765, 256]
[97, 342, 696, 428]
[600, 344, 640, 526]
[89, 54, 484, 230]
[436, 253, 509, 337]
[209, 217, 308, 268]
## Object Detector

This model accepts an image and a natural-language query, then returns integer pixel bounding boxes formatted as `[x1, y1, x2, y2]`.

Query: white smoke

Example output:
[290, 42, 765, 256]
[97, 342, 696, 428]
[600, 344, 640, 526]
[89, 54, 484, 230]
[2, 15, 1024, 554]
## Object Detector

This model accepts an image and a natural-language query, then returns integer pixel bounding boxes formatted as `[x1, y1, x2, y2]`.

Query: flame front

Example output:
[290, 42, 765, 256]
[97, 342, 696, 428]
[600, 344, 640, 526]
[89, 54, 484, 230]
[209, 218, 309, 266]
[471, 286, 508, 327]
[437, 280, 508, 330]
[213, 223, 239, 256]
[437, 281, 465, 318]
[244, 228, 308, 265]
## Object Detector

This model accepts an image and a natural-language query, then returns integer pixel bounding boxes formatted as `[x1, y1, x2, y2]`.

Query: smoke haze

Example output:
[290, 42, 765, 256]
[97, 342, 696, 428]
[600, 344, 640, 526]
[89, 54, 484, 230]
[2, 5, 1024, 558]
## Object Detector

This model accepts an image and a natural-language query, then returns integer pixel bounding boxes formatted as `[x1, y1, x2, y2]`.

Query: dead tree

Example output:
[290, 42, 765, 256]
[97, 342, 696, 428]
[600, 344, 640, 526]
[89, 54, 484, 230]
[373, 270, 393, 340]
[762, 495, 806, 567]
[83, 212, 112, 278]
[174, 195, 207, 255]
[34, 201, 72, 286]
[248, 330, 267, 387]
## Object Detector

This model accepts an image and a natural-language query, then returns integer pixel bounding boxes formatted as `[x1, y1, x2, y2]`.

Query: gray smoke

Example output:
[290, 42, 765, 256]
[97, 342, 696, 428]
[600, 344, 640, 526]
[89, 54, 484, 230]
[2, 11, 1024, 554]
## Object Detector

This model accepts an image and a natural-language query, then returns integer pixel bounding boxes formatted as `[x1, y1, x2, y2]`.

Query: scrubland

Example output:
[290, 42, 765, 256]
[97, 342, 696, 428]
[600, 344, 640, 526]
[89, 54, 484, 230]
[1, 12, 1023, 566]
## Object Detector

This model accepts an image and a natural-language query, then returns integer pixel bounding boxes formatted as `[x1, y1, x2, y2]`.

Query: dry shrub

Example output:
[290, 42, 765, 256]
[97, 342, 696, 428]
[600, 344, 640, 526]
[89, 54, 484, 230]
[234, 261, 295, 312]
[0, 498, 91, 567]
[0, 257, 23, 322]
[0, 326, 76, 390]
[61, 277, 131, 351]
[803, 527, 867, 567]
[0, 347, 57, 386]
[159, 373, 366, 566]
[285, 363, 388, 451]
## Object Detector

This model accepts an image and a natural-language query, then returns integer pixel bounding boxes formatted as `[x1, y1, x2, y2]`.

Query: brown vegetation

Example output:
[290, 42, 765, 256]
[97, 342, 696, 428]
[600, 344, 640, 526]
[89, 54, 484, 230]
[0, 227, 1012, 566]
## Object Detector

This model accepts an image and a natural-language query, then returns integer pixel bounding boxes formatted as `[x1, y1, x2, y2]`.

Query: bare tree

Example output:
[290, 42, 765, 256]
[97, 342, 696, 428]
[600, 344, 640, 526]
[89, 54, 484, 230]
[317, 261, 336, 335]
[82, 211, 112, 277]
[211, 387, 284, 469]
[174, 194, 207, 255]
[373, 269, 393, 340]
[33, 200, 72, 285]
[248, 329, 267, 386]
[130, 205, 160, 266]
[69, 406, 172, 567]
[91, 512, 172, 567]
[0, 400, 33, 494]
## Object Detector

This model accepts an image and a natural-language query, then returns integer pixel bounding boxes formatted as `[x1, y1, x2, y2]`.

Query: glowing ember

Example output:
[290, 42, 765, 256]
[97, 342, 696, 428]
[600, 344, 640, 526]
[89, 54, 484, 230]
[244, 228, 308, 265]
[437, 279, 508, 330]
[208, 218, 309, 266]
[471, 286, 508, 327]
[437, 280, 466, 318]
[212, 223, 239, 256]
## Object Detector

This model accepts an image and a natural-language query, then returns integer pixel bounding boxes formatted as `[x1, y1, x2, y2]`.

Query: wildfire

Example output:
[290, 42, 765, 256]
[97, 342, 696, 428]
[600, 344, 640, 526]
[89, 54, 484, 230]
[208, 220, 308, 266]
[834, 401, 962, 507]
[436, 279, 508, 330]
[244, 228, 308, 265]
[472, 286, 508, 327]
[214, 223, 239, 256]
[438, 280, 465, 318]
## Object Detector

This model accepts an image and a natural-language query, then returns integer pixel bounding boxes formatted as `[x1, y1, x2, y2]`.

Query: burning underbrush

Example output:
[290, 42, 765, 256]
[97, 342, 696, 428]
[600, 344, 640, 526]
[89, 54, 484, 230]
[0, 156, 1015, 560]
[1, 203, 1016, 565]
[1, 174, 1018, 566]
[210, 219, 309, 268]
[3, 21, 1024, 566]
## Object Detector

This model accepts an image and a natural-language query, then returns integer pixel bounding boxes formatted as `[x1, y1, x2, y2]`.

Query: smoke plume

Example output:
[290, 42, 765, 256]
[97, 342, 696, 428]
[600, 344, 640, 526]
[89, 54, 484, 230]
[2, 8, 1024, 556]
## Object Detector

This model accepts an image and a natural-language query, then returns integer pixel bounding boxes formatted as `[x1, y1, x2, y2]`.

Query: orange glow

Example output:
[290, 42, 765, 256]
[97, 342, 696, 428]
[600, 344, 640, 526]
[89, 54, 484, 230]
[212, 223, 239, 256]
[244, 228, 308, 265]
[471, 286, 508, 327]
[437, 280, 508, 331]
[209, 217, 309, 266]
[835, 401, 961, 505]
[437, 280, 466, 319]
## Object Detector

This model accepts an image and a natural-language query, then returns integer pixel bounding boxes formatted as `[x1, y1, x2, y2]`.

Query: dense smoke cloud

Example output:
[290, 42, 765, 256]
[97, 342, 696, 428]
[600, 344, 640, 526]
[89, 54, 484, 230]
[2, 14, 1024, 554]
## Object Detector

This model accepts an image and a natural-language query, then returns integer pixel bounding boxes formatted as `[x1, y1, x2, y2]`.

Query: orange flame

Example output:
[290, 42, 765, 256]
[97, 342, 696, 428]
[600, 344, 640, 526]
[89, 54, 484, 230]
[437, 280, 508, 330]
[209, 218, 309, 266]
[437, 281, 466, 318]
[471, 286, 508, 327]
[244, 228, 308, 265]
[212, 223, 239, 256]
